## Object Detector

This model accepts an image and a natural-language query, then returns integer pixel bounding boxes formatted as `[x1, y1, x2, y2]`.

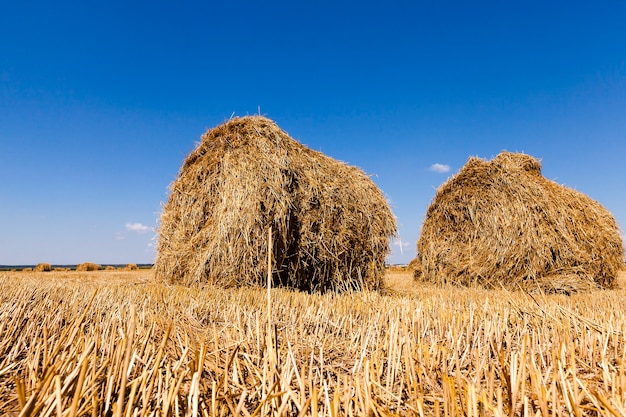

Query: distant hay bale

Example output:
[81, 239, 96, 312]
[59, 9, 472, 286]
[34, 263, 52, 272]
[413, 151, 624, 293]
[155, 116, 396, 292]
[104, 265, 116, 271]
[125, 264, 138, 271]
[76, 262, 102, 272]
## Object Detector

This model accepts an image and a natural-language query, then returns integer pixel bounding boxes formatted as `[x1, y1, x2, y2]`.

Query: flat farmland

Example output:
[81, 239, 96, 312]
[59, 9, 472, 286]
[1, 269, 625, 416]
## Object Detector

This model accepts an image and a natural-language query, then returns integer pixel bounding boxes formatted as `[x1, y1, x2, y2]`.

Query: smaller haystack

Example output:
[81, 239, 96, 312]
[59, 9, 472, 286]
[76, 262, 101, 272]
[34, 263, 52, 272]
[155, 116, 396, 292]
[125, 264, 139, 271]
[413, 151, 624, 292]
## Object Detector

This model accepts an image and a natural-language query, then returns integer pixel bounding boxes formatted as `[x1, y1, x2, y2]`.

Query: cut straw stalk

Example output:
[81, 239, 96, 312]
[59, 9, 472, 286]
[114, 305, 136, 417]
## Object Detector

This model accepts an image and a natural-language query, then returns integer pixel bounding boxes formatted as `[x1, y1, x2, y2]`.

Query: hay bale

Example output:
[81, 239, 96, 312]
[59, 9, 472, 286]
[34, 263, 52, 272]
[104, 265, 116, 271]
[413, 151, 624, 292]
[125, 263, 138, 271]
[155, 116, 396, 292]
[76, 262, 101, 272]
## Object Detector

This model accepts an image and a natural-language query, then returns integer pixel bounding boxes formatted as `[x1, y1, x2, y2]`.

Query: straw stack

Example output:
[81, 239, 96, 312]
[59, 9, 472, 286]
[413, 151, 624, 292]
[155, 116, 396, 292]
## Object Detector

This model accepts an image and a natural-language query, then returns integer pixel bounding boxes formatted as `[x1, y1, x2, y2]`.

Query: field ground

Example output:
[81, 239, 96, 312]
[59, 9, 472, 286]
[1, 269, 625, 416]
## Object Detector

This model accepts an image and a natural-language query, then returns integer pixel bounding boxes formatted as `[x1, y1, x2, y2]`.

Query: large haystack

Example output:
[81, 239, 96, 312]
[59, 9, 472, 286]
[413, 151, 624, 292]
[155, 116, 396, 292]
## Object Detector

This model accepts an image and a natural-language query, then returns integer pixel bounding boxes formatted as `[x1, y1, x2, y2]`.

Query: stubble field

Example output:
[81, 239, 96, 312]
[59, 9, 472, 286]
[1, 269, 625, 416]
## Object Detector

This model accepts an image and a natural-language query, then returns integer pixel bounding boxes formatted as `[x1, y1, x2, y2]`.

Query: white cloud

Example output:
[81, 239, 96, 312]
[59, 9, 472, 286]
[393, 240, 410, 248]
[125, 222, 151, 234]
[429, 163, 450, 173]
[115, 232, 125, 241]
[392, 238, 411, 255]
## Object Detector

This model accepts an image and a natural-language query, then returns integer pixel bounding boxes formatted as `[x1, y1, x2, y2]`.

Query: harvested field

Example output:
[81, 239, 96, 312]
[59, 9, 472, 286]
[1, 269, 625, 416]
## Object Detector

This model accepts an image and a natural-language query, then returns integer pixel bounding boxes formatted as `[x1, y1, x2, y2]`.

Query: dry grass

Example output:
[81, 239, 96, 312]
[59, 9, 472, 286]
[413, 152, 624, 292]
[1, 269, 625, 416]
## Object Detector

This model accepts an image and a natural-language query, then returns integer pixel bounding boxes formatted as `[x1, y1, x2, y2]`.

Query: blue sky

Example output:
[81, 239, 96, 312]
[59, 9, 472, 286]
[1, 1, 625, 265]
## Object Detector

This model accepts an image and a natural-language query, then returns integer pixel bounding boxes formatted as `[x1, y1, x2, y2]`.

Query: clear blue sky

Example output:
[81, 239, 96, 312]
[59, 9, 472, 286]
[1, 1, 625, 265]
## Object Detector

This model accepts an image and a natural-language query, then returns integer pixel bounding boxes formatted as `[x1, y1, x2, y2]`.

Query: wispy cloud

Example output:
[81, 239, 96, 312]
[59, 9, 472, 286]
[393, 238, 411, 255]
[429, 163, 450, 173]
[125, 222, 151, 234]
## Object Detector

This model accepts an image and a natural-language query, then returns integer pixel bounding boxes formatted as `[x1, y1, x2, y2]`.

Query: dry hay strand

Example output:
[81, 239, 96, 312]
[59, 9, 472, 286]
[125, 263, 138, 271]
[406, 257, 419, 272]
[34, 262, 52, 272]
[413, 151, 624, 293]
[155, 116, 396, 292]
[76, 262, 102, 272]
